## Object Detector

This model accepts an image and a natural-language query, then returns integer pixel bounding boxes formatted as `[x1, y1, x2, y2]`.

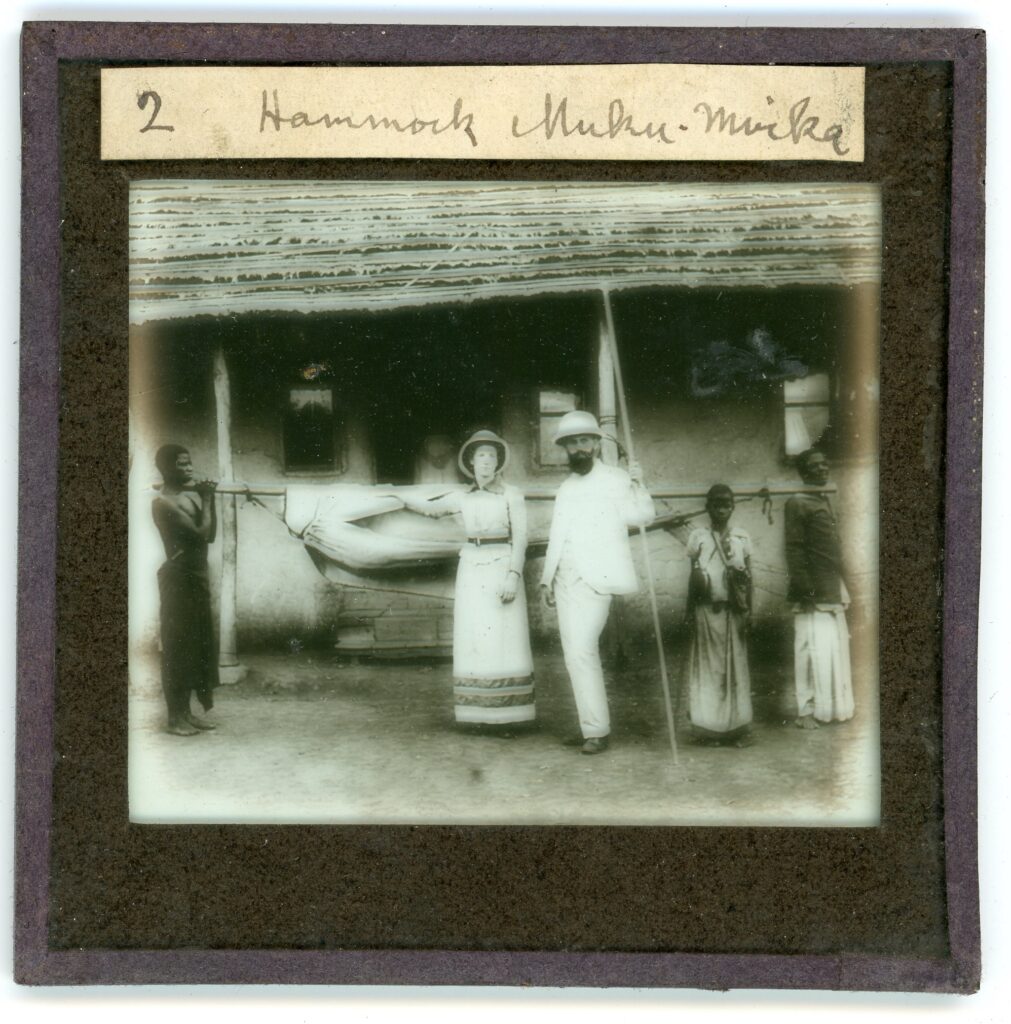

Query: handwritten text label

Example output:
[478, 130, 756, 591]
[101, 65, 864, 162]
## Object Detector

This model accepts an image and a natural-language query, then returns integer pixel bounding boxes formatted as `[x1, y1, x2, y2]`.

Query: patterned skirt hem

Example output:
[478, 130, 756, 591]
[454, 704, 537, 724]
[453, 675, 535, 722]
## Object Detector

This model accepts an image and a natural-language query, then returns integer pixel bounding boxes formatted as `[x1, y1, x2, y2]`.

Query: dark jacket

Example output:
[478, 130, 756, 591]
[784, 493, 845, 605]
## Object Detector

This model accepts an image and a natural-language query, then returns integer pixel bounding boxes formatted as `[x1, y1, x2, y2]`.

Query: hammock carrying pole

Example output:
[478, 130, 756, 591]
[600, 285, 680, 767]
[177, 482, 828, 501]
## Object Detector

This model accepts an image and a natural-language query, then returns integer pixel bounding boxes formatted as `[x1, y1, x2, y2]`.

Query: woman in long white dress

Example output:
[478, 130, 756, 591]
[403, 430, 535, 730]
[685, 484, 754, 746]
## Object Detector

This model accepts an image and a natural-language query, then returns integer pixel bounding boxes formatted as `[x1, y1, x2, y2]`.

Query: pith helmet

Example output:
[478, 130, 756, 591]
[458, 429, 510, 478]
[552, 410, 603, 445]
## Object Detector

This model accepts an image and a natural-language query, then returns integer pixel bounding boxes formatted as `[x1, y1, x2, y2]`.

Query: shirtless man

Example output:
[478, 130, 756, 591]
[152, 444, 219, 736]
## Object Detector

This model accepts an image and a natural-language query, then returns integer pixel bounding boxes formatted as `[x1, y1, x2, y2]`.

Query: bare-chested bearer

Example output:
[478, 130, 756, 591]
[152, 444, 219, 736]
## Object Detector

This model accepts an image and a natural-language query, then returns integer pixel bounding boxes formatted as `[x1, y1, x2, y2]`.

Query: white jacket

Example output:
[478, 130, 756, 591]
[541, 461, 656, 596]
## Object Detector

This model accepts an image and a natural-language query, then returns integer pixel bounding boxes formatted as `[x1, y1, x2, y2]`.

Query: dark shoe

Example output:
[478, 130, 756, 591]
[581, 736, 610, 755]
[186, 713, 217, 731]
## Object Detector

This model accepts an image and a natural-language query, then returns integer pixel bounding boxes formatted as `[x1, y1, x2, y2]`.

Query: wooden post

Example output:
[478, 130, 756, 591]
[212, 345, 246, 684]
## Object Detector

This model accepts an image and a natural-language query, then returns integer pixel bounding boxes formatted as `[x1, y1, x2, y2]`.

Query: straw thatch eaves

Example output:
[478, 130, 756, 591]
[129, 180, 881, 324]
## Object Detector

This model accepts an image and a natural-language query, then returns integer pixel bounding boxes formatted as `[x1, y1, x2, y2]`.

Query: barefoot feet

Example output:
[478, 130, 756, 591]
[186, 712, 217, 731]
[166, 717, 199, 736]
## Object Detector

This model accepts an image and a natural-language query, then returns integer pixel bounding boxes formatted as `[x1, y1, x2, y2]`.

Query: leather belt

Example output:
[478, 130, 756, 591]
[466, 536, 511, 546]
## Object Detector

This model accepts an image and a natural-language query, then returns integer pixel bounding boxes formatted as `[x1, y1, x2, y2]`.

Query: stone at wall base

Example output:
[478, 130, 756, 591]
[218, 663, 248, 686]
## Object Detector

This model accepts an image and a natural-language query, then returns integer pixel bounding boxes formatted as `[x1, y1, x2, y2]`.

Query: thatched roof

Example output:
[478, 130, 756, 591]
[129, 180, 880, 323]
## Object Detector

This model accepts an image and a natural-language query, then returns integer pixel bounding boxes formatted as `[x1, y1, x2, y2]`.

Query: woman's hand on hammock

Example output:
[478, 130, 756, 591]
[540, 582, 556, 609]
[499, 570, 519, 604]
[401, 491, 459, 518]
[400, 494, 440, 517]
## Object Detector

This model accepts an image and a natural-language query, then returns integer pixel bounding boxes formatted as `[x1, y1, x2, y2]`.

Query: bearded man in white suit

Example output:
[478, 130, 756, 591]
[540, 411, 656, 754]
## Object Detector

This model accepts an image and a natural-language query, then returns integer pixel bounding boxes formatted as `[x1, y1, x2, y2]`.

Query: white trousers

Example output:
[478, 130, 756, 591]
[794, 609, 855, 722]
[554, 568, 613, 738]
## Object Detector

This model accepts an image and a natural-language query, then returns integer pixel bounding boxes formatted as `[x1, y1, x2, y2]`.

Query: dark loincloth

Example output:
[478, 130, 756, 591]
[158, 558, 218, 714]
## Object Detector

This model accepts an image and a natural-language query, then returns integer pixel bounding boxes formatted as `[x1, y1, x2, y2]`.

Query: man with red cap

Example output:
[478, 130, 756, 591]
[540, 411, 655, 754]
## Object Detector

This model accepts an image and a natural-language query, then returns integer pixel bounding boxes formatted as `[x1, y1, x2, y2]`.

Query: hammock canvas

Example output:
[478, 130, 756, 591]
[285, 483, 478, 600]
[281, 482, 687, 600]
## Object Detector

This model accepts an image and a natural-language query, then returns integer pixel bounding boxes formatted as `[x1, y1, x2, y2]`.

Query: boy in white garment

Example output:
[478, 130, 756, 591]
[540, 411, 655, 754]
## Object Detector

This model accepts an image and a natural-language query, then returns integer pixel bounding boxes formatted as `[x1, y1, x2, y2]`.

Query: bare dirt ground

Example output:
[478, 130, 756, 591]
[129, 642, 879, 826]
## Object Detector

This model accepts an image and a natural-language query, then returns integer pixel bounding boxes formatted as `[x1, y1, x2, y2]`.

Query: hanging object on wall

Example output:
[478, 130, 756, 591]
[689, 327, 809, 399]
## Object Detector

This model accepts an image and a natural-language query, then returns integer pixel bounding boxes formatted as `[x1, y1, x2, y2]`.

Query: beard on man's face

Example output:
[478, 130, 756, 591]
[567, 449, 595, 475]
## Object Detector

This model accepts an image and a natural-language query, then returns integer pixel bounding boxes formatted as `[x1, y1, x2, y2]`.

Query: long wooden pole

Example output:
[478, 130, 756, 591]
[601, 286, 679, 766]
[204, 483, 827, 498]
[159, 481, 831, 503]
[597, 317, 625, 666]
[597, 319, 619, 467]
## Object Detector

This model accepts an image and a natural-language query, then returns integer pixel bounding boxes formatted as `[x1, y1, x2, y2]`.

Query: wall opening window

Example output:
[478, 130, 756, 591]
[784, 372, 831, 456]
[536, 388, 581, 467]
[283, 386, 341, 473]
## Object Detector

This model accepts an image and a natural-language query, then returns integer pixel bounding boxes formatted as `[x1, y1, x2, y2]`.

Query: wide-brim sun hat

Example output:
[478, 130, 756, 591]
[552, 409, 604, 445]
[458, 429, 510, 478]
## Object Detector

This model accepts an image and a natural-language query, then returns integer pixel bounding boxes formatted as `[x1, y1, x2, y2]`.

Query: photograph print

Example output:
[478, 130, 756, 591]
[128, 179, 880, 827]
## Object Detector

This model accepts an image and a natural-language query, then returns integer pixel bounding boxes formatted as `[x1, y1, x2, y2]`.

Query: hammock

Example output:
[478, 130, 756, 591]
[281, 481, 691, 599]
[282, 483, 462, 598]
